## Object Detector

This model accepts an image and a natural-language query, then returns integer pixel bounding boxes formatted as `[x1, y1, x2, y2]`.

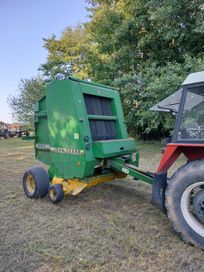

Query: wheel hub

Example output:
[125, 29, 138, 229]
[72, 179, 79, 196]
[193, 190, 204, 224]
[181, 181, 204, 237]
[49, 189, 57, 201]
[26, 175, 36, 194]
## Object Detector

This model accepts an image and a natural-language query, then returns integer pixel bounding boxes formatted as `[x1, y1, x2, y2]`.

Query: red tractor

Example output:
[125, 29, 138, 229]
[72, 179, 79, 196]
[151, 71, 204, 249]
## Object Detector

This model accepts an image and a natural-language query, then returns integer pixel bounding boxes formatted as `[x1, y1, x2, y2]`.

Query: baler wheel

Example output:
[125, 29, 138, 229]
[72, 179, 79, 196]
[48, 184, 64, 204]
[23, 166, 50, 198]
[165, 160, 204, 249]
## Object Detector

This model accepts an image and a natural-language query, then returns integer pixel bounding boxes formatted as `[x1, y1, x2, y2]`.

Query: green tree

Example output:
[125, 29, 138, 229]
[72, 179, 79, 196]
[8, 76, 46, 125]
[114, 56, 204, 139]
[85, 0, 204, 138]
[40, 25, 90, 79]
[86, 0, 204, 82]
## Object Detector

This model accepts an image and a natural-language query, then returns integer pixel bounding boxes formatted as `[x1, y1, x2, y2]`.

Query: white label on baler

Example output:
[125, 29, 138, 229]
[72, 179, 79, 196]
[74, 133, 79, 139]
[50, 147, 84, 155]
[35, 144, 50, 150]
[122, 168, 129, 174]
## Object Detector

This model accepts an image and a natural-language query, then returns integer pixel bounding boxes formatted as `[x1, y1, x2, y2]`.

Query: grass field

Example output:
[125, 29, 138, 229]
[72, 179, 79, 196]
[0, 138, 204, 272]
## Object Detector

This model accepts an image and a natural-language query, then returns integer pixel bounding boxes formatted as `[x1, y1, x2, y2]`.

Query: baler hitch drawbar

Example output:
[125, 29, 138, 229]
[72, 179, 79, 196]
[109, 157, 153, 185]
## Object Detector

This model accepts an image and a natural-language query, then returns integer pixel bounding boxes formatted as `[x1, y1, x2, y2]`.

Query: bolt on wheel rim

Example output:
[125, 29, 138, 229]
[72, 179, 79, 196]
[181, 181, 204, 237]
[26, 175, 36, 194]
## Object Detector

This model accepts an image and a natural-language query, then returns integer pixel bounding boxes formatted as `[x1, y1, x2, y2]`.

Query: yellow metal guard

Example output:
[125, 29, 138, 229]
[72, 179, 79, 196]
[52, 172, 127, 196]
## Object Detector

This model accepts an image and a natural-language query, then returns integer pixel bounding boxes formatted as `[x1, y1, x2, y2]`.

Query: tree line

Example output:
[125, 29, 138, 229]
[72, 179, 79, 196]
[8, 0, 204, 139]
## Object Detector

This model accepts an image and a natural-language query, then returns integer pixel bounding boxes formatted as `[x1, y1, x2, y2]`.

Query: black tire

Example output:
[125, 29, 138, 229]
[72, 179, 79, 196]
[23, 166, 50, 198]
[48, 184, 64, 204]
[165, 160, 204, 249]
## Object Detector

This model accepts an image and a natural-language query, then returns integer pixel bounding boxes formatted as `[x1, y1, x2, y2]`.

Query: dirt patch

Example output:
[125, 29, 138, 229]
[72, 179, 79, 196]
[0, 139, 203, 272]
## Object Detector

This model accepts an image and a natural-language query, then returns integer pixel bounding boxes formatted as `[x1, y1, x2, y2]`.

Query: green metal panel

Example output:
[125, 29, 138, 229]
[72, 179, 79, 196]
[70, 77, 116, 90]
[92, 138, 136, 158]
[33, 77, 139, 181]
[35, 97, 51, 165]
[44, 80, 96, 179]
[88, 115, 117, 121]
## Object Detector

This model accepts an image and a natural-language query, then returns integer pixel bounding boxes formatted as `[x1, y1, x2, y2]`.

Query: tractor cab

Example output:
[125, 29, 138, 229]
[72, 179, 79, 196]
[151, 71, 204, 211]
[173, 76, 204, 143]
[151, 71, 204, 144]
[151, 71, 204, 175]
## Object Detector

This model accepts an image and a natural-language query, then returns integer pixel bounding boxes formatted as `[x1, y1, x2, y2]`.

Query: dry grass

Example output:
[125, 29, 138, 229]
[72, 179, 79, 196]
[0, 138, 204, 272]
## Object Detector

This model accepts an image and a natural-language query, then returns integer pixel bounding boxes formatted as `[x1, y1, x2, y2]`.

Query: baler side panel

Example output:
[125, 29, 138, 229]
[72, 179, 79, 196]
[34, 97, 51, 165]
[46, 80, 97, 179]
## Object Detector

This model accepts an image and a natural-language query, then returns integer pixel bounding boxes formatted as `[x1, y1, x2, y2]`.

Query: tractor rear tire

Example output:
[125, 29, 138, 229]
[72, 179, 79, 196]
[23, 166, 50, 198]
[48, 184, 64, 204]
[165, 160, 204, 249]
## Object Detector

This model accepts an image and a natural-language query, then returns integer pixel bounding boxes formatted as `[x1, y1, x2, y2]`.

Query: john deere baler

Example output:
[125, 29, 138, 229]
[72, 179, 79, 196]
[23, 77, 152, 203]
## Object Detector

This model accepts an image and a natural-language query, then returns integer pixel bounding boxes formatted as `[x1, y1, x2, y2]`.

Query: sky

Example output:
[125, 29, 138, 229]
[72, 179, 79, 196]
[0, 0, 88, 123]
